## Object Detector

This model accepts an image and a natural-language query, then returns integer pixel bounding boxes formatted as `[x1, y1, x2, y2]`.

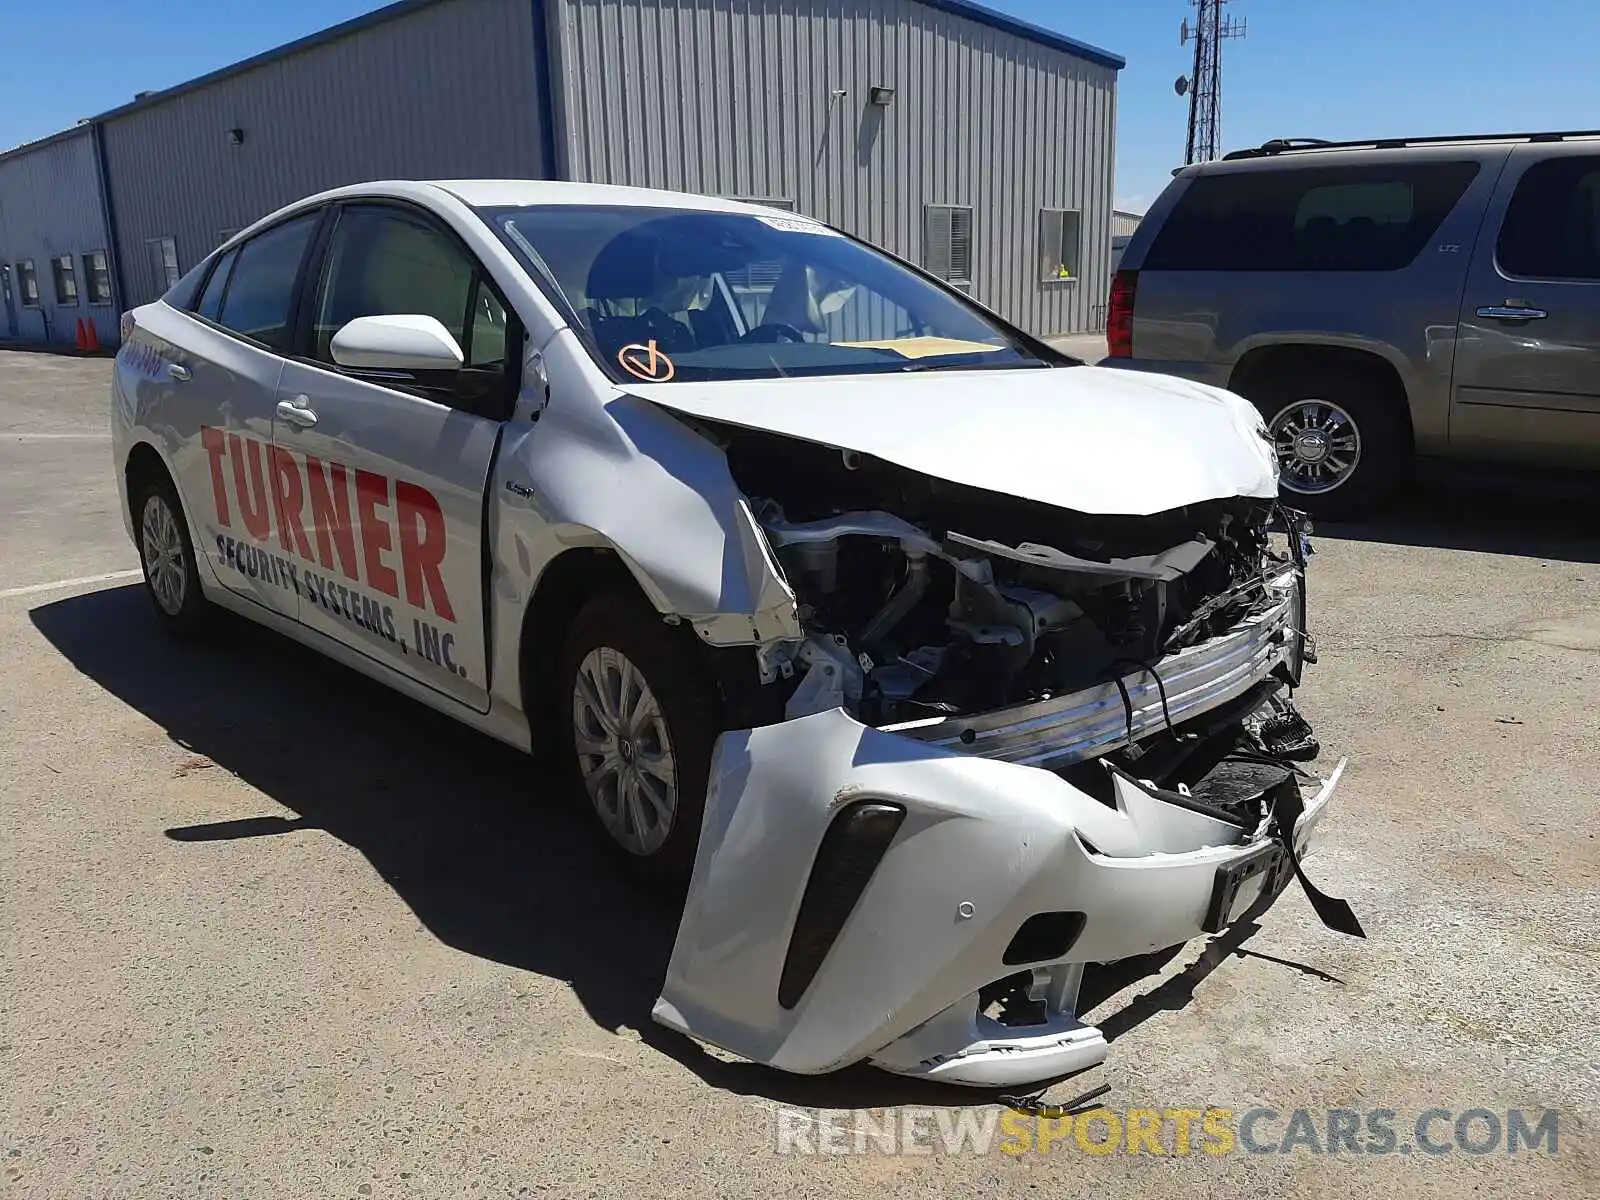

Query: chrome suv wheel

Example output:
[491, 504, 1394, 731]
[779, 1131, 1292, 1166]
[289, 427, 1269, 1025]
[1269, 399, 1362, 495]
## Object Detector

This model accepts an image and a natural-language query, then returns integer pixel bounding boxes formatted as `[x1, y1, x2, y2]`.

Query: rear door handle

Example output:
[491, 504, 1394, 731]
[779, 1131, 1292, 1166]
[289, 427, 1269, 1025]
[1476, 304, 1548, 321]
[166, 364, 191, 381]
[275, 395, 318, 428]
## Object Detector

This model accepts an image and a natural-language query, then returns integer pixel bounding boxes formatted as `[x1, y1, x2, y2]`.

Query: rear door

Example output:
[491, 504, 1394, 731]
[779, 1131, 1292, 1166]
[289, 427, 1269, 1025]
[270, 201, 518, 712]
[1450, 145, 1600, 466]
[139, 209, 323, 622]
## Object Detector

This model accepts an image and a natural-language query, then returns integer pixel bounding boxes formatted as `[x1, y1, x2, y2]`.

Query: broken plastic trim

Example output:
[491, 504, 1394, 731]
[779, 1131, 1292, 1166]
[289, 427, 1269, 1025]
[777, 800, 906, 1009]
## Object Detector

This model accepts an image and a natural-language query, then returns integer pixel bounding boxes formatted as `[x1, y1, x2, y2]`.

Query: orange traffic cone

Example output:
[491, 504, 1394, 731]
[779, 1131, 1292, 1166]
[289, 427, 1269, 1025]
[83, 320, 100, 352]
[74, 317, 88, 351]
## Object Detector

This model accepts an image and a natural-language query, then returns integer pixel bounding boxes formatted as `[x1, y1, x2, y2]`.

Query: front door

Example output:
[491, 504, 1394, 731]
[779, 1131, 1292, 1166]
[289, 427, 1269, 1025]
[272, 202, 517, 713]
[1451, 146, 1600, 467]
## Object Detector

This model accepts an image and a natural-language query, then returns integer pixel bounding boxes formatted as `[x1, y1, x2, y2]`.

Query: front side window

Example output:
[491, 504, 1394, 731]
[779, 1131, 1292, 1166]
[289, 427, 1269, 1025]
[216, 214, 319, 351]
[1144, 161, 1481, 271]
[17, 260, 39, 306]
[52, 255, 79, 306]
[83, 251, 113, 304]
[312, 206, 477, 363]
[485, 205, 1049, 383]
[1497, 156, 1600, 281]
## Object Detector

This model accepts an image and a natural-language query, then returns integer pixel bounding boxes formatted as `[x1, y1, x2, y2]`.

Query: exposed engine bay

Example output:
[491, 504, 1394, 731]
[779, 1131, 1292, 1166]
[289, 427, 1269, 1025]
[702, 420, 1317, 783]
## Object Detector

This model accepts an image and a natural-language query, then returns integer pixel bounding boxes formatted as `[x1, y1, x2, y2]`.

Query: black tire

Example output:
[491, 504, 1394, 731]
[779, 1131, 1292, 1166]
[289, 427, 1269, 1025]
[134, 476, 210, 635]
[1244, 364, 1410, 520]
[555, 592, 723, 892]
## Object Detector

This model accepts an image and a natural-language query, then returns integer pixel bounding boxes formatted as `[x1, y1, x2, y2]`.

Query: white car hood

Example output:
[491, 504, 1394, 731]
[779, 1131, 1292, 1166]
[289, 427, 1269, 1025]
[624, 365, 1278, 517]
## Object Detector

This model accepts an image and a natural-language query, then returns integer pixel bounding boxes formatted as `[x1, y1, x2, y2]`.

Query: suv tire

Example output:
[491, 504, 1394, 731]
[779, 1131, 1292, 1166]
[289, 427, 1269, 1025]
[556, 593, 722, 893]
[1246, 364, 1409, 519]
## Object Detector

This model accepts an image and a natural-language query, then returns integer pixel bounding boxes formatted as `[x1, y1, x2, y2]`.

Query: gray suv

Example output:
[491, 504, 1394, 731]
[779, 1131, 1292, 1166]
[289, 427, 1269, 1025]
[1107, 131, 1600, 516]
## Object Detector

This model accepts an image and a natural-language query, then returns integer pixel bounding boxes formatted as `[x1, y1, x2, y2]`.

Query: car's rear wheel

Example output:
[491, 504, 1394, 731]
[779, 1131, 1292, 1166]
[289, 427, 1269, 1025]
[1247, 365, 1409, 519]
[556, 593, 722, 891]
[136, 478, 209, 635]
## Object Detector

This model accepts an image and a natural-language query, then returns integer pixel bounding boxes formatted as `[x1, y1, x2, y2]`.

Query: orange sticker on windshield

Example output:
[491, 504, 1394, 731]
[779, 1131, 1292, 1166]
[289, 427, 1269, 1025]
[618, 339, 676, 382]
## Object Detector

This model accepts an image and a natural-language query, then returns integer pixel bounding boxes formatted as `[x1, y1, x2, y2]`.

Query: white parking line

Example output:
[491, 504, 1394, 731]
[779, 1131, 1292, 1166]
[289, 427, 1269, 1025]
[0, 569, 142, 600]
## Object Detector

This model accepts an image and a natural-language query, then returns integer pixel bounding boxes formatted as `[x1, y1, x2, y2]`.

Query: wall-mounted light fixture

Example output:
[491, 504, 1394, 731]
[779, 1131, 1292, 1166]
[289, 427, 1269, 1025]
[869, 86, 895, 106]
[227, 127, 245, 146]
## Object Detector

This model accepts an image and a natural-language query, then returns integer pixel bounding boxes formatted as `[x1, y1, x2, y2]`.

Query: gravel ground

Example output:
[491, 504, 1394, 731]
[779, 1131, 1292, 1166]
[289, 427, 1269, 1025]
[1, 349, 1595, 1198]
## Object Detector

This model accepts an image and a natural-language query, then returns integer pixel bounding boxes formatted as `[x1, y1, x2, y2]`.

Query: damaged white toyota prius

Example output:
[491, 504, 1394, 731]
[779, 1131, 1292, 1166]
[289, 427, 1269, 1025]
[113, 180, 1359, 1090]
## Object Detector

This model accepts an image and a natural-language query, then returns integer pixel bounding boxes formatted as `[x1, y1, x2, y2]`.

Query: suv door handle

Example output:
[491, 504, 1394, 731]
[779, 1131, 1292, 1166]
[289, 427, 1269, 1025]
[275, 396, 318, 428]
[166, 364, 191, 381]
[1476, 304, 1548, 321]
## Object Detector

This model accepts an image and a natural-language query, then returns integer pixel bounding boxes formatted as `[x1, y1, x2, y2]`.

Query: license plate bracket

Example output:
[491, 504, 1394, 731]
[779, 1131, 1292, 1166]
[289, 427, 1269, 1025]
[1203, 841, 1294, 933]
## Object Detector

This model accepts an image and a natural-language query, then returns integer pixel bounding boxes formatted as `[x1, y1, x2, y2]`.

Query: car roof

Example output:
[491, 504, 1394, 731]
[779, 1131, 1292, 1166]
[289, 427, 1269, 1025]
[424, 178, 796, 215]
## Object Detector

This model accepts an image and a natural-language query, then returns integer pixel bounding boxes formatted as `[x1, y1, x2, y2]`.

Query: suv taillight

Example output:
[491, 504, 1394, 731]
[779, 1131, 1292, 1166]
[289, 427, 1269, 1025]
[1107, 269, 1137, 358]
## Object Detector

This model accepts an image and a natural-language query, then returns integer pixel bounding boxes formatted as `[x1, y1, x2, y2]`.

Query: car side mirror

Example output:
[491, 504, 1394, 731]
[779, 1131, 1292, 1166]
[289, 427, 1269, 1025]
[330, 314, 464, 372]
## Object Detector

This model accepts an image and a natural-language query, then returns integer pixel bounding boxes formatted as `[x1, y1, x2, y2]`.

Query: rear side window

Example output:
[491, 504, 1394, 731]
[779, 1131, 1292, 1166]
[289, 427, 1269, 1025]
[1497, 156, 1600, 280]
[1145, 161, 1480, 271]
[217, 214, 319, 351]
[195, 248, 238, 322]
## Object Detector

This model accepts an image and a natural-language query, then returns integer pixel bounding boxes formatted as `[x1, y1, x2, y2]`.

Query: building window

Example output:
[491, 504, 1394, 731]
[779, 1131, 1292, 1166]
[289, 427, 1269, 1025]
[1039, 209, 1082, 281]
[146, 236, 181, 294]
[83, 251, 114, 305]
[17, 260, 40, 307]
[52, 255, 80, 306]
[923, 205, 973, 285]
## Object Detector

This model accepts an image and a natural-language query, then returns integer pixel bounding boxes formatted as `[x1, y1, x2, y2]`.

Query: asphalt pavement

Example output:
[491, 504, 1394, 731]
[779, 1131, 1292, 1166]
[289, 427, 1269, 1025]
[1, 348, 1595, 1198]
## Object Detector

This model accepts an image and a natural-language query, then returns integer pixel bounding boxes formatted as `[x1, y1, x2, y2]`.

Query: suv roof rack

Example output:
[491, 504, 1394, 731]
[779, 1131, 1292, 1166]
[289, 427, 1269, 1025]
[1221, 130, 1600, 160]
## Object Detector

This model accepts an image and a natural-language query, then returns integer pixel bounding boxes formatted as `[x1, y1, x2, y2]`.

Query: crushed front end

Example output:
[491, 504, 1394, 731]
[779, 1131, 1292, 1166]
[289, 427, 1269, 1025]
[652, 423, 1358, 1088]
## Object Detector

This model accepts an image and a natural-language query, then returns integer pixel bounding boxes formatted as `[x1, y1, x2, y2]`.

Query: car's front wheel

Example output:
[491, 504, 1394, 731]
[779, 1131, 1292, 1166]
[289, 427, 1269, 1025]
[1248, 364, 1410, 519]
[556, 593, 722, 890]
[135, 477, 209, 635]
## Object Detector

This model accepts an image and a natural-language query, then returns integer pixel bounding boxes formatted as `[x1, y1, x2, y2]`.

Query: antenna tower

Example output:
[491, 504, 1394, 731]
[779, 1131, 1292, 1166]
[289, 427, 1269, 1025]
[1179, 0, 1247, 164]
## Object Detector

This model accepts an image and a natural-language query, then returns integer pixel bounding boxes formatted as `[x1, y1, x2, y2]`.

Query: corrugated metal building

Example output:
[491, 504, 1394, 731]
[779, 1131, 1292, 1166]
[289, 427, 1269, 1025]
[0, 0, 1122, 345]
[0, 128, 119, 346]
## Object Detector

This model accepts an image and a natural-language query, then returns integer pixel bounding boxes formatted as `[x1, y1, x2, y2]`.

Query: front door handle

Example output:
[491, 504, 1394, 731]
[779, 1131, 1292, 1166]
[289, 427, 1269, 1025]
[275, 395, 318, 429]
[166, 363, 191, 382]
[1476, 304, 1548, 322]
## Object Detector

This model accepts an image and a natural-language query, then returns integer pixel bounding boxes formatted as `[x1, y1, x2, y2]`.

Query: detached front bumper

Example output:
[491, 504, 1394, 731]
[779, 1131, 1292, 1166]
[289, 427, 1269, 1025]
[653, 697, 1347, 1089]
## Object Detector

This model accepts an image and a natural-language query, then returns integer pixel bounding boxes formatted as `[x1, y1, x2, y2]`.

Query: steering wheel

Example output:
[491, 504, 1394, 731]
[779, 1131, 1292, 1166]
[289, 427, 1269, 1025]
[738, 322, 808, 345]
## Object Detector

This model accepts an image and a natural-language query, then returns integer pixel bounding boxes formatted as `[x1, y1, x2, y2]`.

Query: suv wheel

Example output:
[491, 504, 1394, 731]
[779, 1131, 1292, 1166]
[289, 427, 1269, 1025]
[556, 593, 722, 891]
[1248, 365, 1409, 518]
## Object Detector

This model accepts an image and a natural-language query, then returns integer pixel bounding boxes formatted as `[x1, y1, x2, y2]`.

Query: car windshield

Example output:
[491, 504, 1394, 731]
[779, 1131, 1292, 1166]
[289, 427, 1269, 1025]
[480, 204, 1057, 383]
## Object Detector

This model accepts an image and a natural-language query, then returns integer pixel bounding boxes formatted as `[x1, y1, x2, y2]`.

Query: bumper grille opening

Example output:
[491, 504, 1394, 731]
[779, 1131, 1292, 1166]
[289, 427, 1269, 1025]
[1002, 911, 1087, 966]
[777, 800, 905, 1009]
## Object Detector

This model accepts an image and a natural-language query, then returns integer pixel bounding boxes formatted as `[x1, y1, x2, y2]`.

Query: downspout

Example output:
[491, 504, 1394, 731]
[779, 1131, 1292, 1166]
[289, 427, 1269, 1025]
[537, 0, 572, 181]
[89, 120, 128, 340]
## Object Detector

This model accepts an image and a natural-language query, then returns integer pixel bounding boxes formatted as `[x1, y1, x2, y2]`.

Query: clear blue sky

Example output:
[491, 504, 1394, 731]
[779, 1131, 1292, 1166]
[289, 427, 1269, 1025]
[3, 0, 1597, 213]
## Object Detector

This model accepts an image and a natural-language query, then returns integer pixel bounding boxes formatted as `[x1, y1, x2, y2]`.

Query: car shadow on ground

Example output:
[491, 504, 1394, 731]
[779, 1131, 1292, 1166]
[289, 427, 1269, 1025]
[1318, 469, 1600, 562]
[34, 584, 1144, 1110]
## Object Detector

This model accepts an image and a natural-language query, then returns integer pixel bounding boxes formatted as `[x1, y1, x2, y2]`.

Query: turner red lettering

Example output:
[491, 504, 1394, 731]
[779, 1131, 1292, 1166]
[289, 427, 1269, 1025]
[269, 446, 313, 560]
[304, 455, 359, 581]
[227, 433, 272, 540]
[354, 469, 399, 599]
[395, 480, 455, 622]
[201, 427, 230, 527]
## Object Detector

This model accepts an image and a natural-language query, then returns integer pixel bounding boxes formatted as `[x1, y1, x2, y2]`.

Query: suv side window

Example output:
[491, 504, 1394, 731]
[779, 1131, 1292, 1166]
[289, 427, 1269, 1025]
[311, 204, 517, 412]
[1145, 161, 1481, 272]
[1497, 156, 1600, 281]
[216, 214, 320, 350]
